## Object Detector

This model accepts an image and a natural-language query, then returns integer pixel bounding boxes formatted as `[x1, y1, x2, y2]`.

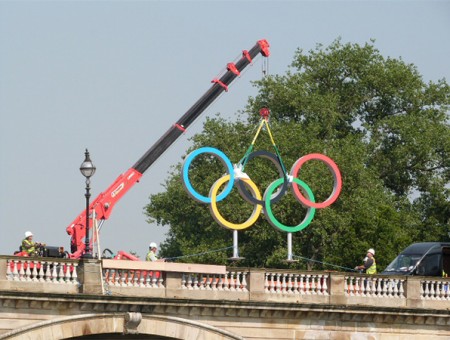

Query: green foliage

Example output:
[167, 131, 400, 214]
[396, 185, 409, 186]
[145, 39, 450, 272]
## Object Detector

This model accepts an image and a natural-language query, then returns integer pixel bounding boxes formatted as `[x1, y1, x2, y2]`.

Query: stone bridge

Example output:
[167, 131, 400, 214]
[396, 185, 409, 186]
[0, 256, 449, 339]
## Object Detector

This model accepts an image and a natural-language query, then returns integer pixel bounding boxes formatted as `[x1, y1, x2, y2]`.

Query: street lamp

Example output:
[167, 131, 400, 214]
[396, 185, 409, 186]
[80, 149, 96, 259]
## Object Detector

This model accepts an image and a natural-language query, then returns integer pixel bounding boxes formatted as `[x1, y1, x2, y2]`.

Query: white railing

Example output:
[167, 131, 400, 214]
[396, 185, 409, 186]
[421, 279, 450, 300]
[181, 270, 248, 291]
[6, 258, 79, 284]
[264, 272, 329, 295]
[344, 275, 405, 298]
[102, 268, 164, 288]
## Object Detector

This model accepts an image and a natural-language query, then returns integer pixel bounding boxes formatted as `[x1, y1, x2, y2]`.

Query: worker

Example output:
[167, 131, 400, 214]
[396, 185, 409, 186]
[21, 231, 43, 256]
[146, 242, 165, 262]
[355, 248, 377, 274]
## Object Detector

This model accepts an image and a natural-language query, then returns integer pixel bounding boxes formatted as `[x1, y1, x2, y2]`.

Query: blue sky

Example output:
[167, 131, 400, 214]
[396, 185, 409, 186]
[1, 1, 449, 259]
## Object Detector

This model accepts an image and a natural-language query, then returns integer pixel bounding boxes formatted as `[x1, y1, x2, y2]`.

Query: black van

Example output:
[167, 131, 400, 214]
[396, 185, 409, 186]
[382, 242, 450, 277]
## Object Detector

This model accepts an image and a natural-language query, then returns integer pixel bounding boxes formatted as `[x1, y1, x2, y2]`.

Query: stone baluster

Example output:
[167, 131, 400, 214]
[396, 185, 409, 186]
[192, 273, 199, 290]
[424, 280, 430, 299]
[125, 270, 132, 286]
[51, 262, 58, 283]
[199, 274, 206, 290]
[393, 278, 400, 298]
[241, 272, 248, 292]
[71, 263, 78, 284]
[115, 269, 122, 286]
[355, 277, 361, 296]
[270, 273, 276, 293]
[388, 279, 394, 298]
[58, 264, 65, 283]
[46, 262, 54, 282]
[211, 274, 218, 291]
[236, 272, 242, 292]
[229, 272, 237, 291]
[292, 274, 299, 295]
[398, 279, 405, 298]
[305, 275, 311, 294]
[299, 274, 305, 295]
[158, 274, 164, 288]
[281, 273, 287, 293]
[139, 270, 145, 287]
[152, 273, 158, 288]
[344, 276, 349, 296]
[287, 274, 293, 294]
[317, 274, 323, 295]
[19, 261, 25, 281]
[37, 261, 44, 282]
[12, 260, 19, 281]
[186, 273, 193, 290]
[181, 273, 187, 289]
[382, 278, 389, 297]
[6, 260, 12, 280]
[311, 274, 319, 295]
[322, 274, 329, 295]
[204, 274, 211, 290]
[132, 271, 139, 287]
[377, 277, 383, 297]
[32, 261, 39, 282]
[264, 272, 269, 293]
[365, 277, 372, 296]
[275, 273, 282, 293]
[219, 274, 226, 291]
[437, 281, 443, 300]
[119, 270, 127, 287]
[430, 280, 436, 299]
[25, 261, 32, 281]
[144, 271, 151, 288]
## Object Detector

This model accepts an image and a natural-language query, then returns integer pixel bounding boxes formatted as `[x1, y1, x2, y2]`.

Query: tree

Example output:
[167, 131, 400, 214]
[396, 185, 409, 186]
[145, 39, 450, 271]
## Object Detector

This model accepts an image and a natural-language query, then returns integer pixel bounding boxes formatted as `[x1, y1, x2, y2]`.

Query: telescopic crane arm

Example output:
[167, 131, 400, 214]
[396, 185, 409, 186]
[66, 40, 270, 259]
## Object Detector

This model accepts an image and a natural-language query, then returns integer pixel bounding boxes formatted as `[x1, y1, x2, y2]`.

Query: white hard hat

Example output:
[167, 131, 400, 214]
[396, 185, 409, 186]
[25, 231, 33, 238]
[367, 248, 375, 255]
[149, 242, 157, 249]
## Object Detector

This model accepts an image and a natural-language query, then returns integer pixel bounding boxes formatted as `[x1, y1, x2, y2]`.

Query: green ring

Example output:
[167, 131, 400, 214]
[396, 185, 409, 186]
[264, 178, 316, 232]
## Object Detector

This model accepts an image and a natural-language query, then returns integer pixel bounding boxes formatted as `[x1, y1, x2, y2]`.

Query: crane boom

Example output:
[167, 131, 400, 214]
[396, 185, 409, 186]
[66, 40, 270, 259]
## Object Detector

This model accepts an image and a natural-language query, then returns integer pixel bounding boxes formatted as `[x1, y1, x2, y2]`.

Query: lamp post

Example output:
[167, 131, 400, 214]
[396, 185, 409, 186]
[80, 149, 96, 259]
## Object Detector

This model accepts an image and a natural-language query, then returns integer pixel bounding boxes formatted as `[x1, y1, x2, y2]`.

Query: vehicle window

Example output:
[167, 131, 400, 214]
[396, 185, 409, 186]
[416, 254, 441, 276]
[384, 254, 421, 272]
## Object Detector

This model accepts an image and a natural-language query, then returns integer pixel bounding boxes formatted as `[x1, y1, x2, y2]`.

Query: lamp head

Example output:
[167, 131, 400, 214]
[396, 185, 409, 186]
[80, 149, 96, 179]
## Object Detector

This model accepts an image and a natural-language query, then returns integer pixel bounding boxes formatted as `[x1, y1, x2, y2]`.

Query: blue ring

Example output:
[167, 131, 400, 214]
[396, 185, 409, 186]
[182, 147, 234, 203]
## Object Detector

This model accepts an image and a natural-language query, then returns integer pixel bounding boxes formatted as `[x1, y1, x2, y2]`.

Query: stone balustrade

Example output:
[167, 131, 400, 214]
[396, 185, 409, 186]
[1, 255, 449, 310]
[421, 278, 450, 300]
[344, 274, 405, 298]
[5, 257, 79, 284]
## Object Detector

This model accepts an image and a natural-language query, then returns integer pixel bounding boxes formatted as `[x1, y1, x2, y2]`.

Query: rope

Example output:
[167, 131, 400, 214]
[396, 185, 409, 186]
[292, 254, 357, 272]
[165, 246, 234, 261]
[263, 120, 288, 176]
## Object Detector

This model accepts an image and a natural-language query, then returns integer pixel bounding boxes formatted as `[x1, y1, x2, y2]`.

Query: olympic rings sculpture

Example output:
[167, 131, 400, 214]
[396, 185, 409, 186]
[181, 146, 342, 233]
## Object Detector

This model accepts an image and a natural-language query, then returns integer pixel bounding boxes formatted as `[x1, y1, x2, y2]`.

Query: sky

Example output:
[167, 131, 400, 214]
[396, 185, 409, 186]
[1, 1, 449, 259]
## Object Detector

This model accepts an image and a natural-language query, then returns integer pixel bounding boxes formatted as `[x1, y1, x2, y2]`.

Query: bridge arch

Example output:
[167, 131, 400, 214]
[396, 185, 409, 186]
[1, 313, 243, 340]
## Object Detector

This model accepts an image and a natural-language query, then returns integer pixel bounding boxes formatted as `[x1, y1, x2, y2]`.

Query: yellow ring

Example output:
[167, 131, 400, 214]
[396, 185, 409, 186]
[209, 175, 262, 230]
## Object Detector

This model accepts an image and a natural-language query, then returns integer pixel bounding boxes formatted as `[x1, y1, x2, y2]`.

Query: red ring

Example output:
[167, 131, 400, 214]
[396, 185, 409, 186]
[290, 153, 342, 209]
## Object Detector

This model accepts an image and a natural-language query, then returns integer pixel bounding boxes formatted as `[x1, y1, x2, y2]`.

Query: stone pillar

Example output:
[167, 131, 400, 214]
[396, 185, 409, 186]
[165, 271, 183, 298]
[78, 259, 103, 294]
[248, 268, 266, 301]
[405, 276, 423, 308]
[328, 272, 346, 305]
[0, 258, 7, 281]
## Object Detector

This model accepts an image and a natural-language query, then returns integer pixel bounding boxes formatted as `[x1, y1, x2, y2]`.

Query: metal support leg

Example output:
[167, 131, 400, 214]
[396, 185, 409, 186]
[229, 230, 244, 261]
[286, 232, 298, 263]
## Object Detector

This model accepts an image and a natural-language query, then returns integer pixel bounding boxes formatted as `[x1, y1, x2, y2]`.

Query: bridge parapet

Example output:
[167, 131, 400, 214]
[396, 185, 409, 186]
[1, 256, 449, 310]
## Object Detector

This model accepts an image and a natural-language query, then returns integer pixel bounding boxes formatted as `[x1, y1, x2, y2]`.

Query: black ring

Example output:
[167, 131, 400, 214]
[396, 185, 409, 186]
[236, 150, 289, 205]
